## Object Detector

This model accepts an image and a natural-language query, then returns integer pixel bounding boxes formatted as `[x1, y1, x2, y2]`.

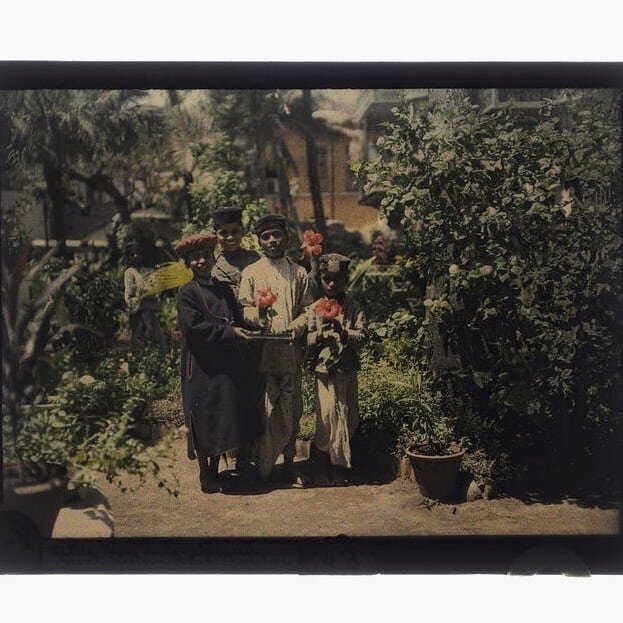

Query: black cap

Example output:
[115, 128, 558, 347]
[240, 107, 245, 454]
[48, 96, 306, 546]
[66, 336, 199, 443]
[253, 213, 288, 235]
[319, 253, 351, 274]
[213, 205, 244, 225]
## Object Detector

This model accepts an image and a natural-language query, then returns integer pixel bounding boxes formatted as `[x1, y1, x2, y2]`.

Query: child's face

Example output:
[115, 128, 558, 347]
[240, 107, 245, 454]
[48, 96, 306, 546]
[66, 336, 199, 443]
[258, 227, 287, 259]
[216, 222, 244, 253]
[320, 270, 347, 298]
[186, 246, 216, 280]
[128, 249, 141, 267]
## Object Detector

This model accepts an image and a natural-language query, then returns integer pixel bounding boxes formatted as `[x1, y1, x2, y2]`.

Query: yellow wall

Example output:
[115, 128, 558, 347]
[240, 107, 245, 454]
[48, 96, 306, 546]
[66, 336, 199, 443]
[263, 127, 381, 235]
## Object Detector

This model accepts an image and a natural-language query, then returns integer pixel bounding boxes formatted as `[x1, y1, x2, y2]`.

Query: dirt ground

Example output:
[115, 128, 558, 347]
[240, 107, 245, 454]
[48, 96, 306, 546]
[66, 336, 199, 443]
[95, 434, 620, 538]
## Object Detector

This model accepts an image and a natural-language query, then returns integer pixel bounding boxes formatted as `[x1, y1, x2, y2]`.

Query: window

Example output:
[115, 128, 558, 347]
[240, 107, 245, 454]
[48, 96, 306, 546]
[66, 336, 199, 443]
[316, 145, 331, 193]
[265, 177, 279, 195]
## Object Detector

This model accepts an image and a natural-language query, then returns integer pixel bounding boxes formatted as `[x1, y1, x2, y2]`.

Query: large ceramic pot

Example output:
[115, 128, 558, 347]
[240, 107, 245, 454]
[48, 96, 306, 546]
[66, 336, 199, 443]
[406, 445, 465, 501]
[1, 463, 68, 537]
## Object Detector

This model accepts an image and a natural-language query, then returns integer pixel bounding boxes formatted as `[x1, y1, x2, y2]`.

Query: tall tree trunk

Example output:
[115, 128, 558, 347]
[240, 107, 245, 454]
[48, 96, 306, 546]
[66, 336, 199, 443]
[182, 171, 194, 221]
[42, 159, 66, 246]
[70, 170, 131, 224]
[275, 139, 302, 241]
[302, 89, 327, 238]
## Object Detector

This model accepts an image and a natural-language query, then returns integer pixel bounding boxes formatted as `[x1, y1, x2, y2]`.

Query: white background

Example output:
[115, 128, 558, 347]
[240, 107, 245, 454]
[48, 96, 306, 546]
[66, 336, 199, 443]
[1, 0, 622, 618]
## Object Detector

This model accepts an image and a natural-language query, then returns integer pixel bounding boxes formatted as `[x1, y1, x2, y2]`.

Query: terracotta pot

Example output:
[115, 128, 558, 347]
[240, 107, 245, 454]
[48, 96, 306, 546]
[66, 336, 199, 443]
[2, 468, 68, 537]
[406, 446, 465, 501]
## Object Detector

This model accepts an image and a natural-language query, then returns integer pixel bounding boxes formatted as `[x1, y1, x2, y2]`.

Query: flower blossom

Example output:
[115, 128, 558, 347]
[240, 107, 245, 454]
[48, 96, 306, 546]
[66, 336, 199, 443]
[256, 286, 278, 309]
[301, 229, 323, 258]
[314, 297, 342, 320]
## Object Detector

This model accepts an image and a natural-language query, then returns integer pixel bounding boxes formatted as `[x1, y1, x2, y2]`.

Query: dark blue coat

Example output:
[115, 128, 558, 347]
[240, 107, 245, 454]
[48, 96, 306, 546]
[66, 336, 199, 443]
[178, 279, 262, 459]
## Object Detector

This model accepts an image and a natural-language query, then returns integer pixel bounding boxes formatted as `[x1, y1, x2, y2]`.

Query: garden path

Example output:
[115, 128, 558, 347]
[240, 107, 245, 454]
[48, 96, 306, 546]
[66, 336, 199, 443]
[96, 433, 619, 538]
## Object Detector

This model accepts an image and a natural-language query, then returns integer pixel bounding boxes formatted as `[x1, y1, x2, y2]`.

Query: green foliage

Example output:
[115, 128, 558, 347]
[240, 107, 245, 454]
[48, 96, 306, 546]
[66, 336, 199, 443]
[61, 260, 125, 366]
[8, 344, 181, 494]
[357, 352, 457, 453]
[1, 242, 84, 445]
[363, 90, 622, 472]
[0, 203, 29, 267]
[190, 170, 253, 227]
[298, 414, 316, 441]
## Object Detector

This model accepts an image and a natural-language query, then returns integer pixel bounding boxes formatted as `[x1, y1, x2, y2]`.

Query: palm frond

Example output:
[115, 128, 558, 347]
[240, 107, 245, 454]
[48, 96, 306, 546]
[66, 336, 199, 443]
[141, 262, 193, 298]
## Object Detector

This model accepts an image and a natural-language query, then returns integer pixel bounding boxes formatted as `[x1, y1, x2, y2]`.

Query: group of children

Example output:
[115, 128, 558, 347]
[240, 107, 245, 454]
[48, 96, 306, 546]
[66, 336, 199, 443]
[174, 206, 367, 493]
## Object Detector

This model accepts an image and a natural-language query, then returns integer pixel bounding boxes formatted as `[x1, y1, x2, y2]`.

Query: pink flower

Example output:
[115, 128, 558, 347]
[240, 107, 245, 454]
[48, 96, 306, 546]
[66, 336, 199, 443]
[301, 229, 323, 258]
[256, 286, 278, 309]
[314, 297, 342, 320]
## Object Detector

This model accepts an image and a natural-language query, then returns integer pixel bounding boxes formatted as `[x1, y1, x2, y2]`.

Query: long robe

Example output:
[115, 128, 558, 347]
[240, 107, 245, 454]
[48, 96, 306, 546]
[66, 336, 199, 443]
[238, 256, 313, 479]
[305, 294, 367, 468]
[178, 279, 262, 459]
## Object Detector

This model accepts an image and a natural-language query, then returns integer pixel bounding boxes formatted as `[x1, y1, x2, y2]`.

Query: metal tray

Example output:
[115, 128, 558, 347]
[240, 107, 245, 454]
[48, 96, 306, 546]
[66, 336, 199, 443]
[245, 332, 293, 341]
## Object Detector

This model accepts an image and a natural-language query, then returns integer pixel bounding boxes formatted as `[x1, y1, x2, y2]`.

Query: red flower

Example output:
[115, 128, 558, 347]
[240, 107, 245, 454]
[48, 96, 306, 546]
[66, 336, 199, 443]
[256, 286, 278, 309]
[301, 229, 323, 258]
[314, 297, 342, 320]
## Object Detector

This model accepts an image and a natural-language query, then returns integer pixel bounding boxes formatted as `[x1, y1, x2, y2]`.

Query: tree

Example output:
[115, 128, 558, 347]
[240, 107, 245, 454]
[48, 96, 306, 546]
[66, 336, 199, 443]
[3, 90, 165, 245]
[362, 90, 622, 484]
[300, 89, 328, 238]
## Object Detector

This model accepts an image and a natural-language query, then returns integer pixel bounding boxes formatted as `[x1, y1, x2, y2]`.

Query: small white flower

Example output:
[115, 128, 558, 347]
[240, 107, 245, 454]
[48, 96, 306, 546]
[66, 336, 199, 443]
[79, 374, 96, 385]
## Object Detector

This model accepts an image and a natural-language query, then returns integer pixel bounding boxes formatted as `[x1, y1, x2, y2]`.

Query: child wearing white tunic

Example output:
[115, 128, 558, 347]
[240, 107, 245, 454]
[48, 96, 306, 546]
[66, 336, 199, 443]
[305, 253, 367, 485]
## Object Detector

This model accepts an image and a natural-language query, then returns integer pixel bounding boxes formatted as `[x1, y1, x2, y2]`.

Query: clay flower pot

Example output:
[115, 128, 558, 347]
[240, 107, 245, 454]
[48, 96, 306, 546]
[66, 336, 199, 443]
[406, 445, 465, 501]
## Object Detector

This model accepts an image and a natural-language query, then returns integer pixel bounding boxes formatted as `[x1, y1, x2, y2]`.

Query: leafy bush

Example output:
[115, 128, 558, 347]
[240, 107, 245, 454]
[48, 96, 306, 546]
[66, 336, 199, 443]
[61, 259, 125, 366]
[16, 352, 182, 494]
[362, 90, 622, 478]
[357, 352, 457, 454]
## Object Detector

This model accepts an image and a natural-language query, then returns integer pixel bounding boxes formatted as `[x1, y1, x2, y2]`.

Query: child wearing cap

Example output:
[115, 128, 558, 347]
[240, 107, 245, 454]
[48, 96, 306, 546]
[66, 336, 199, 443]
[175, 233, 262, 493]
[304, 253, 367, 485]
[211, 205, 262, 474]
[238, 213, 313, 483]
[211, 205, 261, 298]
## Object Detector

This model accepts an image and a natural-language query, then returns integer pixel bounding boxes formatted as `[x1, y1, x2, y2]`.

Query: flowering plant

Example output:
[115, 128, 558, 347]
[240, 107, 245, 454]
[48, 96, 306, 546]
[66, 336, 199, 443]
[314, 297, 343, 320]
[256, 286, 278, 331]
[310, 297, 346, 373]
[301, 229, 323, 258]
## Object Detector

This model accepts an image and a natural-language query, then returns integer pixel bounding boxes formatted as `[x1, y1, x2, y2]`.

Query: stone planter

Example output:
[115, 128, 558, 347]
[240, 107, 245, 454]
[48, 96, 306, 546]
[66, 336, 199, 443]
[2, 466, 69, 537]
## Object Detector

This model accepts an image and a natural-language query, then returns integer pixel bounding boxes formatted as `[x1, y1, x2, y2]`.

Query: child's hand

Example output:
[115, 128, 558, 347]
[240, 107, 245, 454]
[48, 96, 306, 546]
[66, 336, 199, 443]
[233, 327, 254, 341]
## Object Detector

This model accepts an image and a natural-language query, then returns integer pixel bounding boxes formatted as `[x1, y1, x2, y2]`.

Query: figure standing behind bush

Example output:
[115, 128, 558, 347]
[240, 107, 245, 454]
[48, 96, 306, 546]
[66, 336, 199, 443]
[123, 240, 167, 351]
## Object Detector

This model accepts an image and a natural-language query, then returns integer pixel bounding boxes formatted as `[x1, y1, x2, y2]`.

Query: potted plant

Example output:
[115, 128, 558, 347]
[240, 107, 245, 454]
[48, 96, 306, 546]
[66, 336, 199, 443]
[393, 368, 465, 501]
[2, 242, 84, 536]
[2, 243, 181, 538]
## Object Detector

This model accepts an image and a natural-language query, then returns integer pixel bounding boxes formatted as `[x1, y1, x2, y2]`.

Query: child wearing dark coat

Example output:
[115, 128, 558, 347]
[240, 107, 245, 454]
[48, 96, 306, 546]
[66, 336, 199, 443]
[175, 233, 262, 493]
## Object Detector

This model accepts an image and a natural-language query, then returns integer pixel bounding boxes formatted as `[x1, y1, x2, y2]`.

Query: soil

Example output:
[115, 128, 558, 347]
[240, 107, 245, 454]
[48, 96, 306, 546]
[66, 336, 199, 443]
[95, 431, 620, 538]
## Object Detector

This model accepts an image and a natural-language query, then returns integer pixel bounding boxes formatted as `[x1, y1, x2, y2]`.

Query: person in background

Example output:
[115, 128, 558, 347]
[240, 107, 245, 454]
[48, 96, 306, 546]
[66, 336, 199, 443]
[123, 240, 167, 350]
[304, 253, 367, 485]
[175, 233, 262, 493]
[238, 214, 313, 484]
[211, 205, 261, 298]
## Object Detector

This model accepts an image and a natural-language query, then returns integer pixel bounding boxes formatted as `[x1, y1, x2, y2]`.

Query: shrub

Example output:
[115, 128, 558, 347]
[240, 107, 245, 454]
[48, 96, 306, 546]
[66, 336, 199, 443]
[362, 91, 622, 479]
